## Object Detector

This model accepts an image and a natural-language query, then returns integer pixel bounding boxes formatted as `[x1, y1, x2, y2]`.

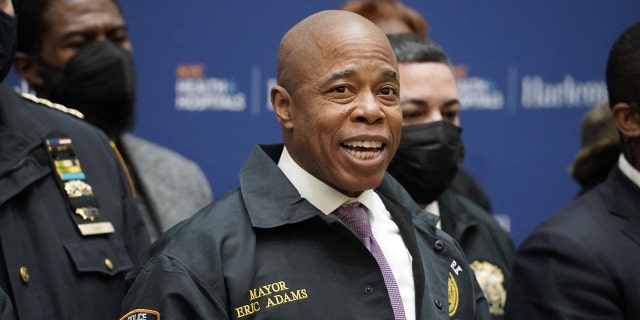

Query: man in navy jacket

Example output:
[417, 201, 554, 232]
[120, 10, 490, 320]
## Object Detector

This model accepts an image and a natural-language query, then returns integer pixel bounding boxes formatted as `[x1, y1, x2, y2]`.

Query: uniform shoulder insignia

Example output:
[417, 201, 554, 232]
[470, 260, 507, 316]
[21, 92, 84, 119]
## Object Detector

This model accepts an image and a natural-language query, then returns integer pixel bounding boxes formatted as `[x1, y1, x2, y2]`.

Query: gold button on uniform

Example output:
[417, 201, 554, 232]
[104, 258, 114, 271]
[19, 266, 30, 283]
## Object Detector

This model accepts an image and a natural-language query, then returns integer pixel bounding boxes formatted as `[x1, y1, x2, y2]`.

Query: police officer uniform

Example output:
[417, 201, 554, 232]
[438, 189, 515, 319]
[0, 83, 150, 319]
[121, 144, 490, 320]
[449, 166, 493, 213]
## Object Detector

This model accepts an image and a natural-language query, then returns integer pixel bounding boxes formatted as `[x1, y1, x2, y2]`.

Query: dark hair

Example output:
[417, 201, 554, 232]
[339, 0, 428, 35]
[387, 33, 451, 67]
[14, 0, 122, 55]
[606, 21, 640, 108]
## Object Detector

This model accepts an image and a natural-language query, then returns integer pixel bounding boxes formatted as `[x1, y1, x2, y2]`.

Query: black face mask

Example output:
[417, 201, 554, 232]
[0, 10, 17, 82]
[37, 40, 137, 138]
[387, 121, 462, 205]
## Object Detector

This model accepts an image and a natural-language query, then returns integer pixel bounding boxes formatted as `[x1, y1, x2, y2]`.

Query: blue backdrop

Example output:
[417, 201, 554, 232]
[9, 1, 640, 245]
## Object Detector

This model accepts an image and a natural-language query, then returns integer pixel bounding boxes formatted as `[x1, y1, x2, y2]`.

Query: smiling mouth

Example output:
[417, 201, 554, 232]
[341, 140, 385, 160]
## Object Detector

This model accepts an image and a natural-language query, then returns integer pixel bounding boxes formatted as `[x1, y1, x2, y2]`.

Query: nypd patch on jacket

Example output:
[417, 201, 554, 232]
[121, 144, 490, 319]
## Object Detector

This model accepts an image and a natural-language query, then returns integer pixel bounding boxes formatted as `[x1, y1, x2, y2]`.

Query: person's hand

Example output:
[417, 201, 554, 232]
[0, 0, 14, 16]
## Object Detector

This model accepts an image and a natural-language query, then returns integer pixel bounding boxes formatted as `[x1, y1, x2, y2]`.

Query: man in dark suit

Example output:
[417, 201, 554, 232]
[504, 21, 640, 319]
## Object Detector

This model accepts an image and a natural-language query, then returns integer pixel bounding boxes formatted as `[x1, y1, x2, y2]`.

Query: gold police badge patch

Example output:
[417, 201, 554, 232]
[470, 260, 506, 316]
[448, 272, 459, 316]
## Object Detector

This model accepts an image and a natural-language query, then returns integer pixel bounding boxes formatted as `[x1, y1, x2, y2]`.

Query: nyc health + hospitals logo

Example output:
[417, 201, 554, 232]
[454, 64, 607, 113]
[174, 64, 246, 112]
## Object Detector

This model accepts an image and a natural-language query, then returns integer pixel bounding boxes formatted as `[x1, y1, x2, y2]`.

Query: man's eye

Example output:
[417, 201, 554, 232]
[443, 112, 458, 120]
[108, 28, 129, 45]
[333, 86, 348, 94]
[380, 86, 398, 96]
[109, 36, 128, 45]
[403, 111, 418, 119]
[66, 39, 89, 49]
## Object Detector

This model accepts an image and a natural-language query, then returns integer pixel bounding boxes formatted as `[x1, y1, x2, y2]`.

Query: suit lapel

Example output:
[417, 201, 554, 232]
[605, 169, 640, 248]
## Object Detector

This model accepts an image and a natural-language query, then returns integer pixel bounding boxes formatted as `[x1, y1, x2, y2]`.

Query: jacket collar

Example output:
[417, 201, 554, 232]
[240, 144, 440, 232]
[437, 190, 480, 243]
[603, 168, 640, 247]
[240, 144, 319, 228]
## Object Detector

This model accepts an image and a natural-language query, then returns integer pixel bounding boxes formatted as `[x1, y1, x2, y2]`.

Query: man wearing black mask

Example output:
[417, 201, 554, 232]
[13, 0, 213, 240]
[0, 0, 150, 317]
[386, 33, 515, 319]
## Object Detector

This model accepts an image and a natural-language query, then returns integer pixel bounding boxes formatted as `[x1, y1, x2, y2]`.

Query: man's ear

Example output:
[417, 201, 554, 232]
[611, 102, 640, 138]
[13, 51, 43, 88]
[271, 85, 294, 129]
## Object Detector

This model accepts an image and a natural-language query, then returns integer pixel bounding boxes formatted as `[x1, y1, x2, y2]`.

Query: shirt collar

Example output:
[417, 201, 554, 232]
[278, 146, 378, 214]
[618, 153, 640, 189]
[424, 201, 441, 229]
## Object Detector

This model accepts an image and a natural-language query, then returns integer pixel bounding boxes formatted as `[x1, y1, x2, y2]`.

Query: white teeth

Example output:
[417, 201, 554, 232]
[343, 140, 382, 148]
[345, 149, 381, 159]
[342, 140, 383, 159]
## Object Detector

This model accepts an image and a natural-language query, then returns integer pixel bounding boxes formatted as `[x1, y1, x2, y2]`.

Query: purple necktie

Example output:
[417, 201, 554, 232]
[334, 205, 407, 320]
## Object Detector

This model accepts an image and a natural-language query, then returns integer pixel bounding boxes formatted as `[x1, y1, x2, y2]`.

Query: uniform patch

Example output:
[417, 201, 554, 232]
[120, 309, 160, 320]
[470, 260, 507, 316]
[447, 272, 459, 316]
[43, 132, 114, 236]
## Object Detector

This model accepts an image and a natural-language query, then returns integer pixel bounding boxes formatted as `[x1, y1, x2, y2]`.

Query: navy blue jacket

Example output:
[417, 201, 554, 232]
[121, 144, 490, 319]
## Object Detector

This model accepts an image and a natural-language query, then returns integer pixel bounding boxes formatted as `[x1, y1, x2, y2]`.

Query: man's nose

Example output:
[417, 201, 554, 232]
[353, 91, 385, 124]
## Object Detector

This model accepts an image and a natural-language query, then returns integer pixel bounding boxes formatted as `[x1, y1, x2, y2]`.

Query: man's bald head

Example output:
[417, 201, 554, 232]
[276, 10, 394, 92]
[270, 10, 402, 197]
